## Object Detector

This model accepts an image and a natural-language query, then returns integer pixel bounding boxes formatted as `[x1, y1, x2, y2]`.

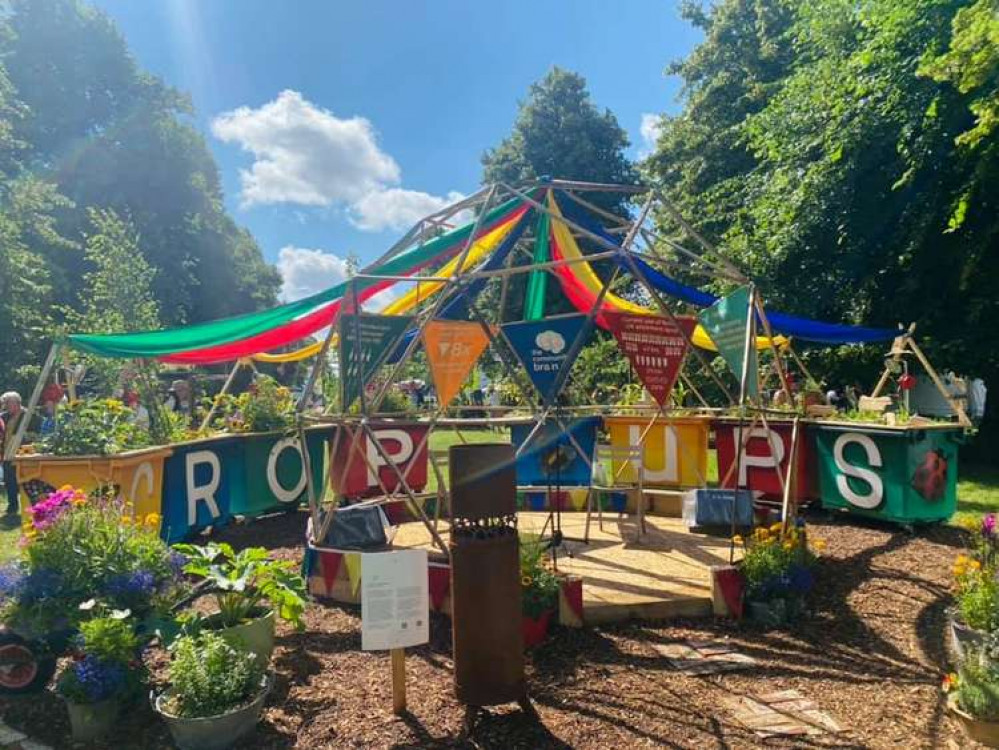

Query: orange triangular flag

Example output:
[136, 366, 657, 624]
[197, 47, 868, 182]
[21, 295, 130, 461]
[423, 320, 493, 407]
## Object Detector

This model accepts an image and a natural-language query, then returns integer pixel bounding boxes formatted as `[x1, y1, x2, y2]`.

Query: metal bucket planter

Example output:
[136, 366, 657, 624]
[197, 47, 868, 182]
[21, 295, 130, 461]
[204, 609, 276, 668]
[745, 596, 804, 629]
[949, 695, 999, 747]
[154, 672, 272, 750]
[65, 698, 119, 743]
[949, 610, 988, 662]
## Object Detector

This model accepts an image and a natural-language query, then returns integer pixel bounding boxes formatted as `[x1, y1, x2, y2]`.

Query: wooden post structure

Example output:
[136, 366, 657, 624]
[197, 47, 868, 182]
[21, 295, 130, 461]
[4, 342, 61, 462]
[391, 647, 406, 714]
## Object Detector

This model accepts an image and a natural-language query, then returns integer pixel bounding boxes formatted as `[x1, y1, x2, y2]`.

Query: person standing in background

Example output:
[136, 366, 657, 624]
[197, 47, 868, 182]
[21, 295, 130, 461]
[0, 392, 24, 515]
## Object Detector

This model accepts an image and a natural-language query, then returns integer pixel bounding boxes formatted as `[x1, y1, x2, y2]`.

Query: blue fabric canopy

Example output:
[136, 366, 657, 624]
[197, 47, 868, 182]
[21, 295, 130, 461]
[554, 191, 899, 346]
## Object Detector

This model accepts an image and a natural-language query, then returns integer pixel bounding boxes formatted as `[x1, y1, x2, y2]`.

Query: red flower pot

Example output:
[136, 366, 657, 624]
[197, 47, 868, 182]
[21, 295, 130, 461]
[522, 610, 553, 648]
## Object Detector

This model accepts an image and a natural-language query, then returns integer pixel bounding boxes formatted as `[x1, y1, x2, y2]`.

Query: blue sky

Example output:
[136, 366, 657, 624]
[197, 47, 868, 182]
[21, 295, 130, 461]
[95, 0, 701, 300]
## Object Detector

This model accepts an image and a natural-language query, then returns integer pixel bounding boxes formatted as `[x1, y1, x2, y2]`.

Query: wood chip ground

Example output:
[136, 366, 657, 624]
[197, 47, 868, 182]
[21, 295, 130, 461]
[0, 511, 980, 748]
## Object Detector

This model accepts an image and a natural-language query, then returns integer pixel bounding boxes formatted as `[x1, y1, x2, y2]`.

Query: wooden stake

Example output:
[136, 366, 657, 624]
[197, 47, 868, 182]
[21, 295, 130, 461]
[391, 647, 406, 714]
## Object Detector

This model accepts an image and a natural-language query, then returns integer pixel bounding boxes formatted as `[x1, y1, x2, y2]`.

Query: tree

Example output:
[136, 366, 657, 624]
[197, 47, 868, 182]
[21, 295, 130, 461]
[1, 0, 280, 327]
[483, 67, 638, 215]
[646, 0, 999, 452]
[65, 208, 161, 393]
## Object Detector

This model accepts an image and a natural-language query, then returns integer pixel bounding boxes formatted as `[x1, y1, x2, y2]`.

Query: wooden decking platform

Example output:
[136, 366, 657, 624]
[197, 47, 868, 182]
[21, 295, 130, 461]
[393, 511, 739, 624]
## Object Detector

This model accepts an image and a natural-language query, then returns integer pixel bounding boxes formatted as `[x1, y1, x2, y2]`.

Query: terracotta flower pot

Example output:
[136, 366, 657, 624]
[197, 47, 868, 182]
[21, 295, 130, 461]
[949, 695, 999, 747]
[522, 610, 553, 648]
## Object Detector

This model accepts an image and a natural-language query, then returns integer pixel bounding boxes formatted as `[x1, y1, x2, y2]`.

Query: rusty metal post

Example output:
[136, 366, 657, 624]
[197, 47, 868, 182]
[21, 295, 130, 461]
[449, 443, 525, 708]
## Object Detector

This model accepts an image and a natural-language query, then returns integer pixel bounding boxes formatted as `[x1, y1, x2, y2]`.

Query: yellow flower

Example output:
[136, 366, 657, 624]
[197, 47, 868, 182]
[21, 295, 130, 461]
[955, 554, 970, 565]
[120, 515, 132, 526]
[522, 576, 533, 588]
[970, 560, 982, 571]
[144, 513, 161, 528]
[782, 541, 794, 551]
[770, 523, 783, 534]
[732, 535, 744, 546]
[812, 539, 826, 552]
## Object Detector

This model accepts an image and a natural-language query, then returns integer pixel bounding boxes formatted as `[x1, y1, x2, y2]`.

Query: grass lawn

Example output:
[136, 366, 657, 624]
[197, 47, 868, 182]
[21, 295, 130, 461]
[955, 462, 999, 525]
[0, 517, 20, 563]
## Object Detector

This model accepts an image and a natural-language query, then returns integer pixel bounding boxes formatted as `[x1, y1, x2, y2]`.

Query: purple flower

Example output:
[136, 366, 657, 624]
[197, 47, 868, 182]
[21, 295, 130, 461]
[0, 564, 25, 601]
[69, 656, 126, 702]
[20, 568, 63, 603]
[167, 551, 187, 577]
[984, 514, 996, 537]
[105, 570, 156, 600]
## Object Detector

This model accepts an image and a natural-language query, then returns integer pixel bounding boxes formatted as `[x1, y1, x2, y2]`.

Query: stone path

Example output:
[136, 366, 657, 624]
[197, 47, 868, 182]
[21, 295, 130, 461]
[0, 721, 50, 750]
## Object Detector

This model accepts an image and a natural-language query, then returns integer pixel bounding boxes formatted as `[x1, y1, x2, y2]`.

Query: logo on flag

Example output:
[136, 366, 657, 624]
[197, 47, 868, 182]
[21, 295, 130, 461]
[422, 320, 492, 407]
[605, 312, 695, 408]
[339, 314, 414, 410]
[501, 315, 589, 403]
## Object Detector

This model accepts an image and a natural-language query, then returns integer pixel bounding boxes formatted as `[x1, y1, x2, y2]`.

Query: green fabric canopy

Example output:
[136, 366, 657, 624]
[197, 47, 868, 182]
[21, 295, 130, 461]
[524, 211, 549, 321]
[69, 197, 525, 359]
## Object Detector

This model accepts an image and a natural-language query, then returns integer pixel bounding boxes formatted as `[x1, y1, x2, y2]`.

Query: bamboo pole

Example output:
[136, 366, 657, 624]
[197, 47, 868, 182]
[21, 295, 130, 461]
[4, 342, 60, 462]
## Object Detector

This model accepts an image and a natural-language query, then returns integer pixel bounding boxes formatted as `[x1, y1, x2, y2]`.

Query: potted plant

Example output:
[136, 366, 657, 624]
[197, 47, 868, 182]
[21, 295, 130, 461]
[153, 631, 271, 750]
[0, 487, 185, 695]
[735, 519, 822, 628]
[520, 535, 561, 648]
[56, 608, 145, 742]
[172, 543, 307, 665]
[950, 515, 999, 659]
[945, 644, 999, 747]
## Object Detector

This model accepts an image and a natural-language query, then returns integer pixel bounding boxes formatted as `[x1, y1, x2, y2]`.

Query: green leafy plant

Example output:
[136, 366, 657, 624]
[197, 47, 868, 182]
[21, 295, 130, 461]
[737, 520, 820, 603]
[520, 535, 561, 619]
[165, 632, 264, 718]
[205, 375, 295, 432]
[41, 399, 151, 456]
[947, 650, 999, 721]
[172, 543, 307, 629]
[1, 488, 184, 637]
[954, 555, 999, 632]
[56, 608, 145, 704]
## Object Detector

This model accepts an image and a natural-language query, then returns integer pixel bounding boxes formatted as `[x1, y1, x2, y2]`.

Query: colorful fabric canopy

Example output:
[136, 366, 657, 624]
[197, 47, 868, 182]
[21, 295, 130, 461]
[546, 194, 785, 351]
[554, 191, 899, 345]
[68, 197, 527, 360]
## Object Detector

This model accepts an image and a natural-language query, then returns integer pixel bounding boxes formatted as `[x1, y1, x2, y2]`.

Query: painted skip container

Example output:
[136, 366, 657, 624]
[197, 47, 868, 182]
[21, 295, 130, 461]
[603, 414, 710, 488]
[811, 422, 962, 524]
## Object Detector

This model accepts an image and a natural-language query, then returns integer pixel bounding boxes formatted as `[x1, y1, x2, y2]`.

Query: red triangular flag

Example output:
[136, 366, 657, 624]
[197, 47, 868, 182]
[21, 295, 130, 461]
[605, 312, 695, 408]
[562, 577, 584, 621]
[320, 551, 343, 596]
[715, 567, 745, 619]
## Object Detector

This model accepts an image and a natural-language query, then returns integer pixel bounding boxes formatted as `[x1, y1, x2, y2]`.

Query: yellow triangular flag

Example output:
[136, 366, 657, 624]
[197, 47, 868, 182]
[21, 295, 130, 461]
[570, 489, 588, 511]
[345, 552, 362, 596]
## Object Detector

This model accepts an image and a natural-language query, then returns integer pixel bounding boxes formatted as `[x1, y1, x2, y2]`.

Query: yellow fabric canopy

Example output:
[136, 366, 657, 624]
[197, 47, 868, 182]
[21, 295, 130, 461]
[547, 195, 787, 352]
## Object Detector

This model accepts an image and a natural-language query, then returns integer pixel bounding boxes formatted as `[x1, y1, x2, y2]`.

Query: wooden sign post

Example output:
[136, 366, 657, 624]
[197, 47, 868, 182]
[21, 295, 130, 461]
[391, 647, 406, 714]
[360, 550, 429, 716]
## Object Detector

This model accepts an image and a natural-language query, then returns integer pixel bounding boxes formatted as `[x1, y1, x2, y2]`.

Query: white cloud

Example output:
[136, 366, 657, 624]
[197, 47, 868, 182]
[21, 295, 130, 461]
[640, 113, 663, 154]
[276, 245, 402, 313]
[212, 90, 400, 208]
[349, 188, 466, 232]
[212, 90, 465, 232]
[276, 246, 351, 301]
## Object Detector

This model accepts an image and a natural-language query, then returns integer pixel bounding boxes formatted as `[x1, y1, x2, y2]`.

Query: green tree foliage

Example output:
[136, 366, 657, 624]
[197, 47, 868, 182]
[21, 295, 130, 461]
[646, 1, 999, 445]
[483, 67, 638, 215]
[482, 68, 638, 321]
[64, 209, 161, 393]
[0, 0, 280, 393]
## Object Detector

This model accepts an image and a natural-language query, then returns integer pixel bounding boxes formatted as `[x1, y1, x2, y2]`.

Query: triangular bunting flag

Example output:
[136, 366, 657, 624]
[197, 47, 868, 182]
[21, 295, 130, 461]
[605, 312, 695, 408]
[698, 287, 758, 399]
[428, 565, 450, 611]
[423, 320, 493, 407]
[569, 489, 588, 511]
[344, 552, 362, 596]
[561, 577, 584, 622]
[501, 314, 589, 403]
[339, 314, 414, 410]
[320, 551, 343, 596]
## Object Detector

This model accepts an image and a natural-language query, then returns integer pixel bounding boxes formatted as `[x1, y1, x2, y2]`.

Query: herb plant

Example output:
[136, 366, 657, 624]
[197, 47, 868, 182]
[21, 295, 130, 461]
[520, 535, 561, 619]
[165, 632, 264, 718]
